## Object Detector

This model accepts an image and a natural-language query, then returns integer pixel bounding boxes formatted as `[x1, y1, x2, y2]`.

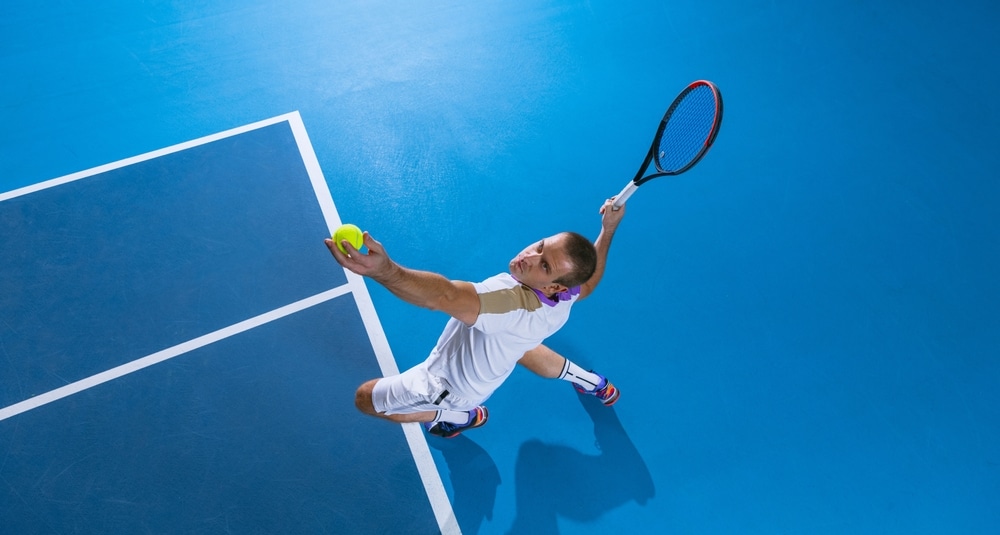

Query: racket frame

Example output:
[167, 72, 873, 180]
[612, 80, 723, 208]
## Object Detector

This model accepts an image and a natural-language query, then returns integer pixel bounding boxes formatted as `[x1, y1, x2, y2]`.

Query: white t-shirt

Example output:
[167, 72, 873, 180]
[424, 272, 579, 404]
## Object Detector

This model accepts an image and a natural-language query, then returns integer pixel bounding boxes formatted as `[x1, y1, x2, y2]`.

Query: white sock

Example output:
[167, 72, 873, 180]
[558, 359, 602, 391]
[434, 409, 472, 425]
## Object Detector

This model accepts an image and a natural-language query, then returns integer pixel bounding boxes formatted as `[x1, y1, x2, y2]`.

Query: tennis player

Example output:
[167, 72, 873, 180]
[326, 199, 625, 438]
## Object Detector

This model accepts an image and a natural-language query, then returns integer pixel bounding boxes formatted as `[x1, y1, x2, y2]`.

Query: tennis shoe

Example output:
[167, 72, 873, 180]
[424, 406, 489, 438]
[574, 372, 620, 406]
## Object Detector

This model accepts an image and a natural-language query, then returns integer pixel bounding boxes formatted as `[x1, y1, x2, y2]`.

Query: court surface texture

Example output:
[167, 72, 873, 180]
[2, 1, 998, 534]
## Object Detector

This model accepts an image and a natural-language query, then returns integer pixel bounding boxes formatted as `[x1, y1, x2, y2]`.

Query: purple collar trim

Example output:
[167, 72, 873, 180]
[532, 285, 581, 307]
[510, 273, 580, 306]
[514, 279, 580, 307]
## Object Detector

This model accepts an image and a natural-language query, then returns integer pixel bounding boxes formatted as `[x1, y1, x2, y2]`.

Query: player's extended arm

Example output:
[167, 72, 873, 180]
[325, 233, 481, 325]
[579, 198, 625, 300]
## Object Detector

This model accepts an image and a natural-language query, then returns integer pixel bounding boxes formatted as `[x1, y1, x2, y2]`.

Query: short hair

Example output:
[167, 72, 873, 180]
[554, 232, 597, 288]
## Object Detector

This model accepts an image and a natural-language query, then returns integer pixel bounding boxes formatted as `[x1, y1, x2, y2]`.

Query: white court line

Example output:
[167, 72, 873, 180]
[0, 286, 350, 422]
[0, 113, 300, 202]
[287, 114, 461, 535]
[1, 113, 461, 535]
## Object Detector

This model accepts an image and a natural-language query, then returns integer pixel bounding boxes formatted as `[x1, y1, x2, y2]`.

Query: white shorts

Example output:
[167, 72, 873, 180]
[371, 362, 478, 414]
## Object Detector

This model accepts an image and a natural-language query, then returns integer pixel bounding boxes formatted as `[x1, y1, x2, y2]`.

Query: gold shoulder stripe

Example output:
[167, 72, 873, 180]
[479, 285, 542, 315]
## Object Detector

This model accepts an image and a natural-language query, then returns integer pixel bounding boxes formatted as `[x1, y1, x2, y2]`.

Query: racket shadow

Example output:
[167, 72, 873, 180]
[427, 434, 501, 534]
[507, 394, 656, 534]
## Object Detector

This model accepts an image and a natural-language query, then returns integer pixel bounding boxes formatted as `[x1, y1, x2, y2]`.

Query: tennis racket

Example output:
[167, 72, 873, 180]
[612, 80, 724, 209]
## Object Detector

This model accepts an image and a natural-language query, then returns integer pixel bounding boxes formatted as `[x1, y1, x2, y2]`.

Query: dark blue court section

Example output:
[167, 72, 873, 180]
[0, 122, 345, 408]
[1, 122, 440, 533]
[0, 296, 439, 535]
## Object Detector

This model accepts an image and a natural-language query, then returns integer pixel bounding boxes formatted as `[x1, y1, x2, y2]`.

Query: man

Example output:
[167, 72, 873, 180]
[325, 199, 625, 438]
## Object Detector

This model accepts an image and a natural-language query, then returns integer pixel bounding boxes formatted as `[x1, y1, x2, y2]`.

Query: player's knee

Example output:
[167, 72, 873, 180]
[354, 380, 378, 415]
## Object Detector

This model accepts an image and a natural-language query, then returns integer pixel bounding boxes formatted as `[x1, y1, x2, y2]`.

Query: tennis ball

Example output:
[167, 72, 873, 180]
[333, 223, 364, 254]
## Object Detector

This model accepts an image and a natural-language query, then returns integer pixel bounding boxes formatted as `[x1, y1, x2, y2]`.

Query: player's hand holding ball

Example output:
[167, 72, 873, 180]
[332, 223, 365, 255]
[326, 224, 397, 281]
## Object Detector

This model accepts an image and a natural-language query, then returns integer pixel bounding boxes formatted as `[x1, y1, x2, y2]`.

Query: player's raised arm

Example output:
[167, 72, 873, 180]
[325, 232, 481, 325]
[579, 198, 625, 300]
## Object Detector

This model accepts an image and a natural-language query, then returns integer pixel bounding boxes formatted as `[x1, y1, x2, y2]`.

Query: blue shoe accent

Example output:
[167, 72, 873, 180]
[573, 372, 620, 406]
[424, 406, 489, 438]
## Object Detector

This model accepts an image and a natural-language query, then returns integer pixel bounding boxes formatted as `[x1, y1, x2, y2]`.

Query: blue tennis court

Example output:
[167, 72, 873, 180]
[2, 1, 998, 533]
[1, 117, 450, 533]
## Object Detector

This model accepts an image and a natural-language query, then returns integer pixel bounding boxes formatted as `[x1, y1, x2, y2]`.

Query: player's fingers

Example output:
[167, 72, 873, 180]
[362, 232, 384, 254]
[341, 238, 361, 256]
[324, 238, 349, 263]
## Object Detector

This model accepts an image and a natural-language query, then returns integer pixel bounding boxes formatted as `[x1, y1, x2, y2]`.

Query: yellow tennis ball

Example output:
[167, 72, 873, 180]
[333, 224, 364, 254]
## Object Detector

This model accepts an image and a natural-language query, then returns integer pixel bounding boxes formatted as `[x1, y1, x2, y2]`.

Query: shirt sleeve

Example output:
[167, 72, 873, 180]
[472, 285, 540, 334]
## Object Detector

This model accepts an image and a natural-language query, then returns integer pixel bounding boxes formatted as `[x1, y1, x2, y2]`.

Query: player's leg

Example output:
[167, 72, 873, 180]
[355, 379, 436, 423]
[516, 344, 564, 378]
[518, 344, 620, 406]
[357, 370, 489, 437]
[518, 344, 599, 384]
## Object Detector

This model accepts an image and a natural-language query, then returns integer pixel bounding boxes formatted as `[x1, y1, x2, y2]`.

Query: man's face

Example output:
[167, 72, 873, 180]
[509, 233, 575, 294]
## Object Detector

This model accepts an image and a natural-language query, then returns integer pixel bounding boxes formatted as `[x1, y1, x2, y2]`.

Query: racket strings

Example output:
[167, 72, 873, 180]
[656, 85, 719, 173]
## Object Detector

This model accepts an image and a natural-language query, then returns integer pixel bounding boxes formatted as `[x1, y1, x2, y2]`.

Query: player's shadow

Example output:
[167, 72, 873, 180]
[507, 394, 655, 534]
[427, 434, 501, 534]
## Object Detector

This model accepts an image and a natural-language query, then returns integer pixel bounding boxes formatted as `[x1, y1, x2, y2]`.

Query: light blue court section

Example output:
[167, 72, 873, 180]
[2, 1, 999, 533]
[0, 118, 452, 534]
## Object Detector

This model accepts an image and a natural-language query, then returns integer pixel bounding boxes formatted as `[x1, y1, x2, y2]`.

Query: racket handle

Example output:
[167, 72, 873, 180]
[612, 181, 638, 210]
